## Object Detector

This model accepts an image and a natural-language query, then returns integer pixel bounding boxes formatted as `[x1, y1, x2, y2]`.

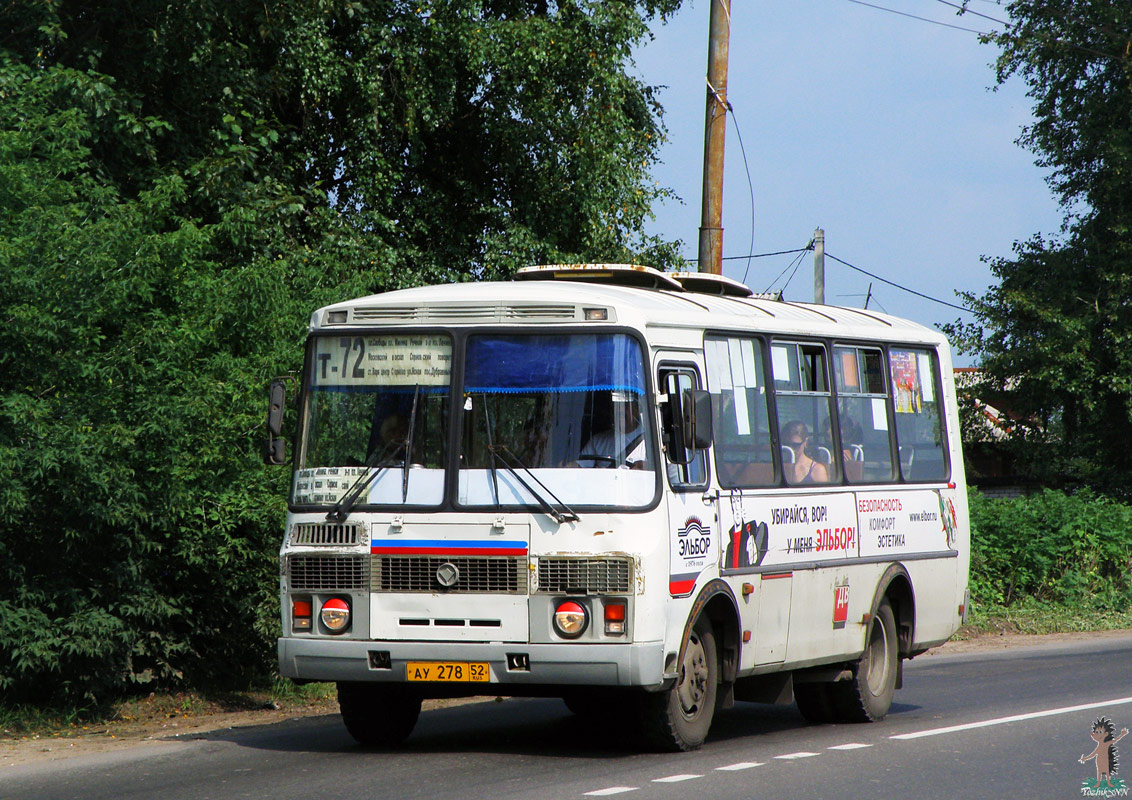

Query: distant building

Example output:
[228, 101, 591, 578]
[953, 367, 1037, 497]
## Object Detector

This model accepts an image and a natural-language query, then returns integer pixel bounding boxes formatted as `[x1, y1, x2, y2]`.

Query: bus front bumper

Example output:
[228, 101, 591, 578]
[278, 637, 666, 688]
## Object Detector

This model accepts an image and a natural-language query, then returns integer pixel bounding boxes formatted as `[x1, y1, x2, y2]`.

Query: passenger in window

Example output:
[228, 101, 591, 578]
[578, 391, 649, 469]
[823, 416, 862, 464]
[783, 421, 829, 484]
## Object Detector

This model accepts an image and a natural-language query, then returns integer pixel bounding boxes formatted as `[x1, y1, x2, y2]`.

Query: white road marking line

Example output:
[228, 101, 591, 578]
[716, 762, 765, 771]
[891, 696, 1132, 741]
[652, 774, 703, 783]
[828, 743, 873, 750]
[774, 751, 820, 759]
[584, 788, 638, 797]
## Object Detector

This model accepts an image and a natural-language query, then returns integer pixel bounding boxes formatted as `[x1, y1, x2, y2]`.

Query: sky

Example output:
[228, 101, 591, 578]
[632, 0, 1064, 357]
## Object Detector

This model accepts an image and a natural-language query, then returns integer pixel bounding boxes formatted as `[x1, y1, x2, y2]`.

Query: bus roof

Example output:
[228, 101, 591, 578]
[314, 266, 946, 347]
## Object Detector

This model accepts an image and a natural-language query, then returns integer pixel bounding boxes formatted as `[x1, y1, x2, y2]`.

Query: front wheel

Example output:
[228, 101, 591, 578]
[831, 599, 898, 722]
[639, 618, 718, 751]
[337, 682, 421, 747]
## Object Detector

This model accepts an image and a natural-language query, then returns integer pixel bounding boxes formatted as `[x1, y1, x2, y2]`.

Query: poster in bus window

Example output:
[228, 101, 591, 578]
[890, 350, 922, 413]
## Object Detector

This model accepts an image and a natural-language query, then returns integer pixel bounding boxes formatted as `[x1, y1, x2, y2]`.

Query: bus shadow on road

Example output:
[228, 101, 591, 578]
[183, 696, 922, 759]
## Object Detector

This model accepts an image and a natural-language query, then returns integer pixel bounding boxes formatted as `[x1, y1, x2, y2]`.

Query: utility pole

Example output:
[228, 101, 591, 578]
[813, 227, 825, 304]
[697, 0, 731, 275]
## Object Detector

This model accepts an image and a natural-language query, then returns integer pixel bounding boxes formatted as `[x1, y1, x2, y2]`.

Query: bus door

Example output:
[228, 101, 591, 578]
[657, 361, 716, 600]
[702, 335, 789, 666]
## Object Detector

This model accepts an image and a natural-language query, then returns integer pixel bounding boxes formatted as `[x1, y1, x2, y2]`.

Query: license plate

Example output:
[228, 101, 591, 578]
[406, 661, 490, 682]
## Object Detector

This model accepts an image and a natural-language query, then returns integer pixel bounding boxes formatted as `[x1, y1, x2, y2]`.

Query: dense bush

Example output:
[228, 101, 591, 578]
[0, 0, 681, 712]
[968, 489, 1132, 612]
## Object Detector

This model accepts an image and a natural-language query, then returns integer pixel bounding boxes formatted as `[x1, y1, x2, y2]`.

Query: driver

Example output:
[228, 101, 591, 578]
[578, 391, 648, 469]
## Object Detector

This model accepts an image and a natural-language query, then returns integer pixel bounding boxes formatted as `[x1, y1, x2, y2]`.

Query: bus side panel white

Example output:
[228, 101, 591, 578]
[754, 574, 791, 664]
[778, 566, 869, 665]
[905, 558, 962, 646]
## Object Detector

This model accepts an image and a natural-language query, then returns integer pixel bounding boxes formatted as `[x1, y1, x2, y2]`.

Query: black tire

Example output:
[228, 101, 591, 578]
[337, 682, 422, 747]
[831, 599, 898, 722]
[794, 681, 838, 724]
[639, 618, 718, 751]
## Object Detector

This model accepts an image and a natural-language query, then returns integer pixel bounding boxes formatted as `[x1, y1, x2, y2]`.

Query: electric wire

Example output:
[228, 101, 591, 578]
[849, 0, 1121, 61]
[761, 245, 812, 297]
[725, 103, 758, 285]
[824, 251, 972, 312]
[933, 0, 1008, 27]
[775, 248, 811, 296]
[683, 248, 810, 265]
[844, 0, 991, 35]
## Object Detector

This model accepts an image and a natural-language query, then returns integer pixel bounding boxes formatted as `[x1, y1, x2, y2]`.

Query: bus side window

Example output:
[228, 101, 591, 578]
[704, 336, 776, 487]
[889, 347, 948, 481]
[833, 345, 896, 483]
[772, 341, 838, 485]
[659, 368, 708, 489]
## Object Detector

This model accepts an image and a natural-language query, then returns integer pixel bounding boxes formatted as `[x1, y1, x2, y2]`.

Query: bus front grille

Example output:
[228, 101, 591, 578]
[289, 522, 363, 546]
[537, 557, 632, 595]
[286, 554, 369, 590]
[372, 556, 528, 594]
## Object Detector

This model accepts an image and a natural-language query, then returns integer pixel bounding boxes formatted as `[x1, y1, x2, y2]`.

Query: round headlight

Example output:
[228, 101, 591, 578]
[320, 597, 351, 633]
[553, 600, 588, 639]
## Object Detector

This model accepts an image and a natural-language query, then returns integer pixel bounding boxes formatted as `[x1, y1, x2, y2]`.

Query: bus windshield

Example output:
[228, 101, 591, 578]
[458, 332, 657, 509]
[293, 333, 452, 507]
[291, 330, 657, 511]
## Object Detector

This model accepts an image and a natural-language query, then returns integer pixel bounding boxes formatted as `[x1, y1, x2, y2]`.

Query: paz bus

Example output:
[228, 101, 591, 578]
[265, 263, 969, 751]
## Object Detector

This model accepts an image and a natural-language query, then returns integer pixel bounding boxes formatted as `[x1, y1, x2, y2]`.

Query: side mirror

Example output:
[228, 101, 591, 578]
[264, 378, 288, 466]
[682, 389, 713, 452]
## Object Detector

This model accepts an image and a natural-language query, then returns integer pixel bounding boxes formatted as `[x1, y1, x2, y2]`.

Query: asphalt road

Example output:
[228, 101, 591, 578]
[6, 633, 1132, 800]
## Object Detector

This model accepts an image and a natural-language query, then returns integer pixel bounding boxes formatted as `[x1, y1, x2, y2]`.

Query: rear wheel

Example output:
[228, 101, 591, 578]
[639, 618, 718, 751]
[831, 599, 898, 722]
[337, 682, 421, 747]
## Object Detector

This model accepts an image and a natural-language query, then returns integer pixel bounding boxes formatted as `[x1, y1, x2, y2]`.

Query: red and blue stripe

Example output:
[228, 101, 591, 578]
[370, 539, 529, 557]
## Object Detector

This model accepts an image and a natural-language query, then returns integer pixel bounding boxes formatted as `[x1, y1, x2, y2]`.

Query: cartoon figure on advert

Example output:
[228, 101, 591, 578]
[1080, 716, 1128, 790]
[722, 490, 767, 571]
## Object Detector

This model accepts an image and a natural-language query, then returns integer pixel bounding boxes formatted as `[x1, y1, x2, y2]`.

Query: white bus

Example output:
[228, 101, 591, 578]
[267, 264, 969, 751]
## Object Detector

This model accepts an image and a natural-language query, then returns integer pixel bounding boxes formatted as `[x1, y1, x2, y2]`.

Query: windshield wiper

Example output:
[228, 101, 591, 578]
[325, 436, 403, 523]
[487, 443, 579, 525]
[327, 385, 422, 522]
[400, 385, 422, 503]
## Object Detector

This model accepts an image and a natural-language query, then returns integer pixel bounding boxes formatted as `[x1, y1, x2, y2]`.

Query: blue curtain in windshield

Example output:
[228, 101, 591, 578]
[465, 334, 646, 395]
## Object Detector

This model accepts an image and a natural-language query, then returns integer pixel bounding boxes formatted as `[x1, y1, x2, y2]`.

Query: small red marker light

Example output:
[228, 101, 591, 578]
[604, 601, 627, 635]
[292, 599, 312, 632]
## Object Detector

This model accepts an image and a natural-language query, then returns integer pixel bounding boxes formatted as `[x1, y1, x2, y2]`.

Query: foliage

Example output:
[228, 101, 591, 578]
[0, 0, 682, 710]
[968, 490, 1132, 612]
[946, 2, 1132, 495]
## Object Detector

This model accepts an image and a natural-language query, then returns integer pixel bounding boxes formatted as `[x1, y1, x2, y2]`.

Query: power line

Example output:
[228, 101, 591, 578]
[843, 0, 991, 35]
[933, 0, 1008, 27]
[726, 104, 758, 285]
[824, 251, 972, 312]
[684, 247, 811, 264]
[848, 0, 1122, 61]
[762, 246, 812, 297]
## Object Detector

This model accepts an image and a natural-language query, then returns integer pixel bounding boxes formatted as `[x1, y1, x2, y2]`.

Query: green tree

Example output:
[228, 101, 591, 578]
[0, 0, 681, 709]
[948, 1, 1132, 494]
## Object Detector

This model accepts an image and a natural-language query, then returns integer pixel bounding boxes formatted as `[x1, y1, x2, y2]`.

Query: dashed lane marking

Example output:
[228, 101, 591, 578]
[891, 696, 1132, 741]
[652, 774, 703, 783]
[715, 762, 765, 771]
[584, 788, 637, 796]
[774, 751, 820, 760]
[828, 743, 873, 750]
